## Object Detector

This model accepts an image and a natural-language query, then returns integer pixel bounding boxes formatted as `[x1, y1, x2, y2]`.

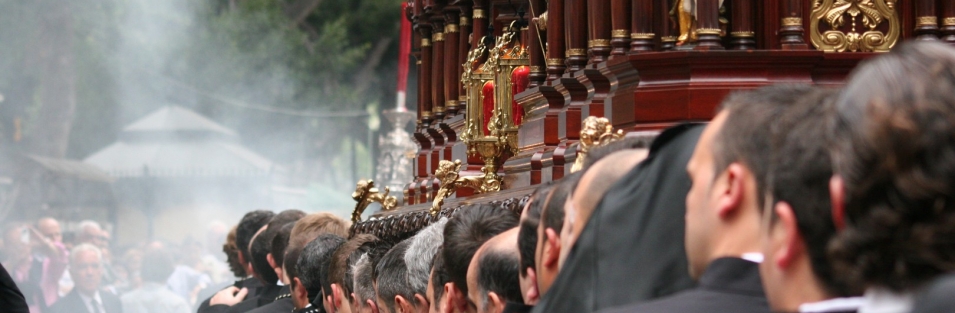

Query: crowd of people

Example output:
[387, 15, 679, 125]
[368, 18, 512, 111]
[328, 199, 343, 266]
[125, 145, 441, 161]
[3, 40, 955, 313]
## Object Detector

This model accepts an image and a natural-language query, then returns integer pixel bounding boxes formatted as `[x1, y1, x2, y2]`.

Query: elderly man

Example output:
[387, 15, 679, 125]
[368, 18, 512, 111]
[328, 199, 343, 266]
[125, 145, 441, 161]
[467, 228, 522, 313]
[48, 244, 122, 313]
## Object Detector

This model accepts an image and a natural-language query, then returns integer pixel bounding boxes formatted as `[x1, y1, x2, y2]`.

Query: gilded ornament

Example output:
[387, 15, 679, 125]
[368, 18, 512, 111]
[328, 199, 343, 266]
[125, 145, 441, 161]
[460, 16, 470, 26]
[696, 28, 722, 35]
[566, 48, 587, 57]
[473, 9, 486, 19]
[530, 66, 543, 72]
[731, 31, 756, 37]
[546, 58, 564, 66]
[809, 0, 900, 52]
[917, 16, 938, 27]
[781, 17, 803, 27]
[446, 100, 458, 107]
[446, 24, 459, 33]
[631, 33, 655, 40]
[433, 32, 445, 42]
[431, 159, 500, 216]
[612, 29, 630, 38]
[351, 180, 397, 223]
[661, 36, 678, 42]
[422, 38, 432, 47]
[537, 12, 548, 31]
[571, 116, 625, 173]
[944, 17, 955, 26]
[589, 39, 612, 48]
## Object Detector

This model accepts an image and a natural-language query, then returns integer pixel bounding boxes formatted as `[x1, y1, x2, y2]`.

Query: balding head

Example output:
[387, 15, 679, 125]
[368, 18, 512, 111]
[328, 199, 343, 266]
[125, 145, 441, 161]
[561, 149, 647, 266]
[468, 228, 521, 313]
[37, 217, 62, 243]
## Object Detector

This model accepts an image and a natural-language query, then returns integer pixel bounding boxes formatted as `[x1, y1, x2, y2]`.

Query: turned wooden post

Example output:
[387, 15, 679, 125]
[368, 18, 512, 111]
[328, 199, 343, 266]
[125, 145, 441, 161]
[417, 26, 434, 122]
[546, 0, 567, 80]
[565, 0, 589, 71]
[778, 0, 808, 49]
[444, 8, 461, 115]
[630, 0, 654, 53]
[458, 10, 471, 108]
[610, 0, 632, 55]
[472, 1, 488, 49]
[432, 20, 446, 120]
[914, 0, 939, 40]
[729, 0, 755, 50]
[657, 0, 676, 50]
[942, 0, 955, 45]
[588, 0, 612, 63]
[528, 0, 547, 87]
[694, 0, 723, 50]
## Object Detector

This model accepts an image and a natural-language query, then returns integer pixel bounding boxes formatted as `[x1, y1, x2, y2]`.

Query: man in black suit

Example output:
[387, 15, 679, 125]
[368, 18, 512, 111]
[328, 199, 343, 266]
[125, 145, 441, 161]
[48, 244, 122, 313]
[198, 210, 275, 312]
[599, 86, 812, 313]
[0, 261, 28, 313]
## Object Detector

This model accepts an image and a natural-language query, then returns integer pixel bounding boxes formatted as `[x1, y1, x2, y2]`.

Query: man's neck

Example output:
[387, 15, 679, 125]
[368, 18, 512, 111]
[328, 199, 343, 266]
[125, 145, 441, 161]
[776, 258, 837, 312]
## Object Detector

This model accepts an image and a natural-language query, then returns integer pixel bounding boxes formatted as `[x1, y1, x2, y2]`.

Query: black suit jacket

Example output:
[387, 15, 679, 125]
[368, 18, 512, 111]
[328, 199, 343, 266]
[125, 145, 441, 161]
[598, 258, 769, 313]
[246, 297, 293, 313]
[198, 278, 266, 313]
[502, 302, 533, 313]
[0, 263, 28, 313]
[531, 124, 702, 313]
[47, 289, 122, 313]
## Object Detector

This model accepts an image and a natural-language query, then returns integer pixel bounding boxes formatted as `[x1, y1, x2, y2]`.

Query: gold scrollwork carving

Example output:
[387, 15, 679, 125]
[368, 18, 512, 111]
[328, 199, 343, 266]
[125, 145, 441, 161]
[917, 16, 938, 26]
[431, 159, 500, 216]
[631, 33, 656, 40]
[809, 0, 900, 53]
[782, 17, 803, 27]
[944, 17, 955, 26]
[566, 48, 587, 57]
[570, 116, 625, 173]
[351, 180, 397, 223]
[612, 29, 630, 38]
[537, 12, 548, 31]
[473, 9, 486, 19]
[433, 32, 445, 42]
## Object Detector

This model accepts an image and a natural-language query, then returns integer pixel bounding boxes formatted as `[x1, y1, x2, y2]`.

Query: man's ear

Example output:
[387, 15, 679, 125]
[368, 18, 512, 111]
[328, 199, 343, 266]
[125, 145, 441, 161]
[331, 284, 346, 309]
[829, 176, 846, 231]
[524, 268, 540, 305]
[716, 163, 746, 218]
[543, 228, 561, 268]
[414, 293, 429, 310]
[395, 295, 414, 313]
[366, 299, 380, 313]
[266, 253, 277, 269]
[293, 277, 308, 300]
[445, 283, 467, 312]
[487, 291, 506, 313]
[237, 253, 248, 268]
[772, 202, 804, 269]
[351, 293, 359, 309]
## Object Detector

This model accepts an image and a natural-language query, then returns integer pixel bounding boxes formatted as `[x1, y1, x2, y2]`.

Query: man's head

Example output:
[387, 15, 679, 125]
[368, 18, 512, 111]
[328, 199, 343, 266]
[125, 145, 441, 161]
[404, 218, 448, 312]
[827, 41, 955, 292]
[326, 234, 379, 313]
[561, 150, 647, 265]
[141, 247, 176, 284]
[289, 213, 350, 253]
[428, 250, 450, 313]
[236, 210, 275, 276]
[374, 241, 414, 313]
[294, 234, 346, 309]
[516, 183, 553, 305]
[758, 88, 857, 311]
[467, 228, 521, 313]
[353, 241, 394, 313]
[223, 225, 246, 278]
[271, 223, 296, 284]
[70, 243, 104, 295]
[251, 209, 306, 285]
[534, 172, 582, 295]
[37, 217, 62, 243]
[76, 220, 108, 249]
[684, 85, 811, 279]
[442, 204, 520, 313]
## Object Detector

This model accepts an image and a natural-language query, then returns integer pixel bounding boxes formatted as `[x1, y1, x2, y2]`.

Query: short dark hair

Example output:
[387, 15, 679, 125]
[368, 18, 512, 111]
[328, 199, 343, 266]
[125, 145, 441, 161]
[767, 88, 856, 297]
[519, 183, 554, 277]
[476, 249, 523, 305]
[442, 203, 519, 297]
[141, 248, 175, 283]
[252, 210, 306, 285]
[237, 210, 274, 262]
[374, 240, 414, 312]
[328, 234, 378, 296]
[430, 249, 450, 303]
[540, 171, 583, 234]
[828, 41, 955, 292]
[223, 226, 245, 277]
[583, 137, 650, 170]
[296, 234, 346, 301]
[713, 84, 815, 210]
[271, 223, 295, 269]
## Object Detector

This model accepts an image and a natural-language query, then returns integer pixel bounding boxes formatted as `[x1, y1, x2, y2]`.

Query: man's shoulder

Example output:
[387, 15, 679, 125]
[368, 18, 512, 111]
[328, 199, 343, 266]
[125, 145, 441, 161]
[246, 298, 294, 313]
[598, 289, 769, 313]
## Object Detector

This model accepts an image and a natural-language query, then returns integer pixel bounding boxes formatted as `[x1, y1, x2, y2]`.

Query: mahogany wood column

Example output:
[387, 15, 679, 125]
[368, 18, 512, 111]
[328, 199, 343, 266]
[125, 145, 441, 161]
[418, 27, 434, 123]
[657, 0, 676, 50]
[458, 11, 471, 107]
[565, 0, 589, 71]
[588, 0, 612, 63]
[610, 0, 632, 55]
[546, 0, 567, 81]
[431, 16, 446, 120]
[694, 0, 723, 50]
[942, 0, 955, 45]
[729, 0, 755, 50]
[412, 31, 423, 125]
[444, 9, 461, 115]
[528, 0, 547, 87]
[779, 0, 808, 49]
[630, 0, 653, 53]
[472, 1, 488, 49]
[914, 0, 939, 40]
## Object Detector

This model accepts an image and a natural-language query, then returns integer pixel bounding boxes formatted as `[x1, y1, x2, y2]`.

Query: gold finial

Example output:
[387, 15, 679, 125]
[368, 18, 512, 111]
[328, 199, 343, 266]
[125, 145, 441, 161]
[571, 116, 625, 172]
[351, 180, 398, 222]
[431, 159, 501, 216]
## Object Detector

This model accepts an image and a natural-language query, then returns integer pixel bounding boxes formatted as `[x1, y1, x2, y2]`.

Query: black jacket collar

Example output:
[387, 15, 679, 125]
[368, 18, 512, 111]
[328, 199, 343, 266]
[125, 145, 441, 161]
[698, 257, 765, 297]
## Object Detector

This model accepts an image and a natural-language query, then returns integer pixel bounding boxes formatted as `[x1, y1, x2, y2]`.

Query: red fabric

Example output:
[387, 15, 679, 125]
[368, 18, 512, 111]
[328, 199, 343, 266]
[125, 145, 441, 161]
[482, 81, 495, 135]
[396, 3, 412, 110]
[510, 66, 530, 126]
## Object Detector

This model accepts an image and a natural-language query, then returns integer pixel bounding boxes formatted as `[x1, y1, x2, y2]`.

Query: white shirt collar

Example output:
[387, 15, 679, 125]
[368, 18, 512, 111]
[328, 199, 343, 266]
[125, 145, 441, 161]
[78, 291, 103, 313]
[740, 252, 764, 263]
[858, 287, 913, 313]
[799, 297, 865, 312]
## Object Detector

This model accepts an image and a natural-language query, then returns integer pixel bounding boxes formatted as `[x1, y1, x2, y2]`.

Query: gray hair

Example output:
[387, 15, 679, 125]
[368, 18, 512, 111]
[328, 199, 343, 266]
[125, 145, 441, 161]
[70, 243, 102, 265]
[404, 217, 448, 295]
[352, 253, 375, 309]
[77, 220, 101, 232]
